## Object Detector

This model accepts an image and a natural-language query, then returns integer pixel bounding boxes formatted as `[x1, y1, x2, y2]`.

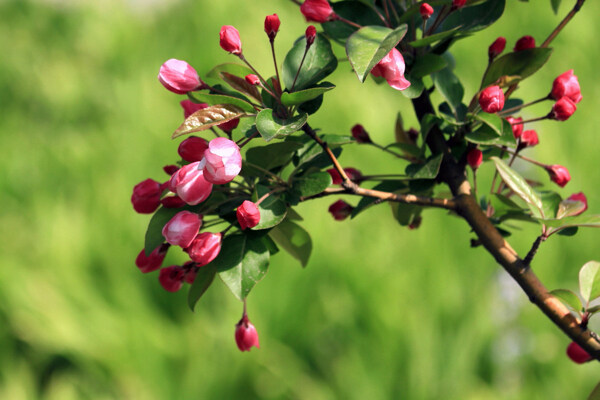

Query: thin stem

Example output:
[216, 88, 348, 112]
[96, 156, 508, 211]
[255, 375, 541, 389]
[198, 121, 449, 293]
[381, 0, 391, 24]
[387, 0, 400, 23]
[334, 14, 363, 29]
[243, 161, 287, 185]
[237, 131, 260, 148]
[472, 169, 478, 200]
[541, 0, 586, 48]
[493, 145, 546, 168]
[370, 142, 419, 162]
[302, 123, 351, 184]
[498, 96, 550, 116]
[256, 187, 286, 206]
[269, 40, 282, 92]
[238, 54, 270, 90]
[290, 46, 309, 92]
[510, 115, 550, 125]
[371, 3, 390, 27]
[523, 235, 545, 267]
[425, 5, 449, 36]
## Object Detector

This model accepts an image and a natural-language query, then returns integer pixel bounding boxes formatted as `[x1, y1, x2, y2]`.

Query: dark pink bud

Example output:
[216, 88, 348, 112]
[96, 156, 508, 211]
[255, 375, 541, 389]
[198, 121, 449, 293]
[180, 100, 209, 119]
[158, 59, 201, 94]
[551, 70, 582, 103]
[158, 265, 185, 292]
[186, 232, 222, 266]
[519, 130, 539, 148]
[327, 168, 363, 185]
[237, 200, 261, 230]
[305, 25, 317, 46]
[566, 192, 588, 216]
[160, 195, 186, 209]
[370, 48, 411, 91]
[466, 148, 483, 169]
[178, 136, 209, 163]
[183, 262, 198, 284]
[479, 85, 505, 113]
[506, 116, 523, 139]
[131, 178, 162, 214]
[163, 165, 180, 176]
[452, 0, 466, 9]
[217, 118, 240, 134]
[546, 164, 571, 187]
[235, 315, 260, 352]
[168, 161, 213, 205]
[408, 216, 422, 230]
[488, 37, 506, 59]
[300, 0, 334, 23]
[135, 244, 170, 273]
[328, 199, 353, 221]
[219, 25, 242, 55]
[245, 74, 261, 86]
[551, 97, 577, 121]
[420, 3, 434, 19]
[199, 137, 242, 185]
[514, 35, 535, 52]
[264, 14, 280, 40]
[566, 342, 592, 364]
[351, 124, 372, 143]
[162, 210, 202, 248]
[407, 128, 419, 142]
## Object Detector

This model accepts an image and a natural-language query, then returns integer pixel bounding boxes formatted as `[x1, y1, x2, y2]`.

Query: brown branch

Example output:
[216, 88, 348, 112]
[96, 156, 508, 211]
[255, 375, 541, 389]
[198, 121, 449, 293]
[302, 123, 351, 183]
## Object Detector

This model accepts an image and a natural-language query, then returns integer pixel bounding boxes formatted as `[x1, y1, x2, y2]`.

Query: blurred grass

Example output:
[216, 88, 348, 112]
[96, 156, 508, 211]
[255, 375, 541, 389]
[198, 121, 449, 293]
[1, 0, 599, 398]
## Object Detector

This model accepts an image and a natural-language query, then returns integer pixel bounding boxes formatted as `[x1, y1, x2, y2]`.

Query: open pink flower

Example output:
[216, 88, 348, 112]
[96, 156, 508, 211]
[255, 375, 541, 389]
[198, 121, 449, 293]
[158, 59, 201, 94]
[168, 161, 213, 205]
[199, 137, 242, 184]
[370, 48, 411, 91]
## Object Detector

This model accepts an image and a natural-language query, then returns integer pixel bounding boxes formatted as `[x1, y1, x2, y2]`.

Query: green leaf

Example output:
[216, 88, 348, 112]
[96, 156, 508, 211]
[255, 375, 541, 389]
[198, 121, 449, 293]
[540, 191, 562, 220]
[144, 207, 183, 256]
[244, 141, 303, 171]
[187, 265, 217, 311]
[322, 1, 382, 42]
[320, 134, 355, 146]
[473, 113, 503, 136]
[442, 0, 505, 33]
[405, 153, 443, 179]
[491, 157, 544, 218]
[541, 215, 600, 229]
[400, 76, 424, 99]
[281, 82, 335, 106]
[205, 63, 254, 81]
[410, 53, 448, 79]
[466, 119, 516, 146]
[549, 289, 583, 313]
[431, 68, 464, 116]
[255, 109, 308, 142]
[282, 34, 338, 91]
[390, 201, 422, 227]
[579, 261, 600, 304]
[587, 304, 600, 314]
[188, 92, 255, 113]
[588, 381, 600, 400]
[346, 25, 408, 83]
[557, 198, 587, 219]
[482, 48, 553, 87]
[215, 235, 270, 301]
[420, 114, 441, 143]
[252, 186, 287, 230]
[172, 104, 246, 139]
[551, 0, 561, 14]
[269, 220, 312, 267]
[408, 27, 462, 48]
[290, 171, 332, 198]
[385, 142, 422, 159]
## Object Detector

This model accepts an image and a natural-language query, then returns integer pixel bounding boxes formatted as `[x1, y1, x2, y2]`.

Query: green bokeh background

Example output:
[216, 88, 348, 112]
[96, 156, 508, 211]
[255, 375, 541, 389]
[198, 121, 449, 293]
[1, 0, 599, 398]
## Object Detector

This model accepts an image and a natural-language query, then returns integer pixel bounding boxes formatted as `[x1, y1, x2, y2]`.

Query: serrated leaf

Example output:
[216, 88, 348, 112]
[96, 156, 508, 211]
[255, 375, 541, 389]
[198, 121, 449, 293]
[215, 235, 269, 301]
[269, 220, 312, 267]
[549, 289, 583, 313]
[346, 25, 408, 82]
[282, 34, 337, 91]
[405, 153, 443, 179]
[188, 92, 255, 113]
[579, 261, 600, 304]
[255, 109, 307, 142]
[220, 72, 262, 103]
[431, 68, 464, 117]
[482, 48, 553, 87]
[187, 264, 217, 311]
[172, 104, 246, 139]
[281, 83, 335, 106]
[491, 157, 544, 218]
[290, 171, 332, 198]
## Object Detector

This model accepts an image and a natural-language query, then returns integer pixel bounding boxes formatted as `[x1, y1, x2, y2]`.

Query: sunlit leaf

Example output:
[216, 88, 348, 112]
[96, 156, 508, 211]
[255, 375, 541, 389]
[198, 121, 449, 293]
[255, 109, 308, 142]
[172, 104, 246, 139]
[482, 48, 553, 87]
[579, 261, 600, 304]
[281, 82, 335, 106]
[549, 289, 583, 313]
[269, 220, 312, 267]
[491, 157, 544, 218]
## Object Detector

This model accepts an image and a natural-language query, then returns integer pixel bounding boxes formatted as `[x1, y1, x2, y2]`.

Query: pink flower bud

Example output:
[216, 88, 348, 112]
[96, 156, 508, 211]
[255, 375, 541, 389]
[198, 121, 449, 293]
[245, 74, 261, 86]
[551, 97, 577, 121]
[506, 116, 523, 139]
[135, 244, 170, 273]
[420, 3, 434, 19]
[178, 136, 209, 163]
[163, 165, 180, 176]
[162, 210, 202, 248]
[326, 168, 363, 185]
[566, 342, 592, 364]
[219, 25, 242, 55]
[466, 148, 483, 169]
[479, 85, 504, 113]
[328, 199, 353, 221]
[168, 161, 213, 205]
[546, 164, 571, 187]
[264, 14, 280, 41]
[519, 129, 539, 148]
[235, 315, 260, 352]
[158, 59, 201, 94]
[218, 118, 240, 134]
[160, 195, 186, 209]
[300, 0, 335, 23]
[237, 200, 261, 230]
[513, 35, 535, 52]
[567, 192, 588, 216]
[551, 70, 582, 104]
[199, 137, 242, 185]
[305, 25, 317, 46]
[370, 48, 411, 91]
[131, 178, 162, 214]
[452, 0, 466, 9]
[158, 265, 185, 292]
[180, 100, 209, 119]
[351, 124, 372, 143]
[488, 37, 506, 59]
[185, 232, 222, 266]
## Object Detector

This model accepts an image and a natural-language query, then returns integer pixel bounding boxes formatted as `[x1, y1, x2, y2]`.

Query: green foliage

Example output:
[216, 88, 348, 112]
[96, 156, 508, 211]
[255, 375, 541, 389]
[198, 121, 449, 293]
[282, 34, 337, 91]
[255, 109, 308, 141]
[172, 104, 247, 138]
